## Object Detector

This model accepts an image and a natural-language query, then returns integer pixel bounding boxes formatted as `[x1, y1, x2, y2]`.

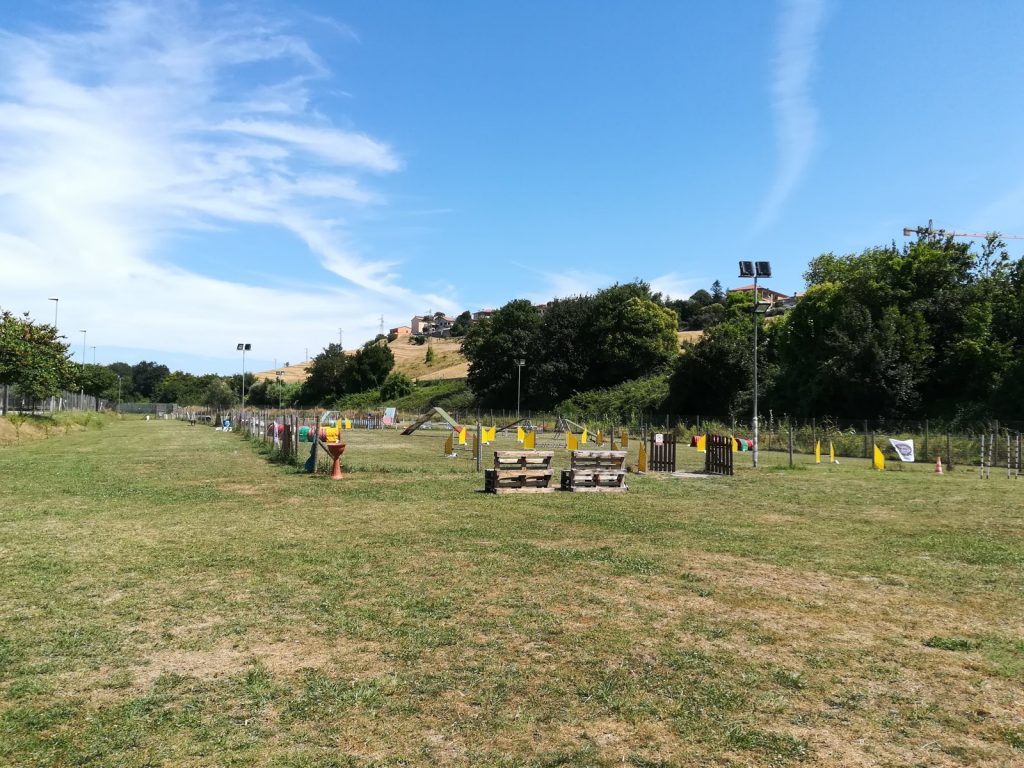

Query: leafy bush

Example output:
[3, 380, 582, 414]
[380, 373, 413, 400]
[559, 373, 670, 424]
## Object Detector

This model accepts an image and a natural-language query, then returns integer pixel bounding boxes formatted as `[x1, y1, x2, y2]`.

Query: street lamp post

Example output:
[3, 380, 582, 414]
[79, 329, 87, 408]
[514, 359, 526, 421]
[47, 298, 59, 411]
[738, 261, 772, 468]
[237, 343, 251, 407]
[91, 345, 96, 364]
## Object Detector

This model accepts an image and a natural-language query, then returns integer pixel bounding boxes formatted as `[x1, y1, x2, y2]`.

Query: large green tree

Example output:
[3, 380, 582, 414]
[81, 364, 120, 409]
[462, 283, 677, 410]
[300, 344, 348, 405]
[131, 361, 170, 401]
[0, 309, 76, 412]
[345, 340, 395, 393]
[462, 300, 543, 407]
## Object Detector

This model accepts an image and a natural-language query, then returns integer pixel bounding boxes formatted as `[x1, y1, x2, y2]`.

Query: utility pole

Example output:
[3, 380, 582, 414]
[903, 219, 1024, 240]
[338, 328, 343, 349]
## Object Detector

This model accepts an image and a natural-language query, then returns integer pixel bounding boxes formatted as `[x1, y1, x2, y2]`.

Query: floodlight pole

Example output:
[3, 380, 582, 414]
[752, 274, 760, 469]
[515, 359, 526, 421]
[237, 343, 250, 407]
[79, 329, 87, 408]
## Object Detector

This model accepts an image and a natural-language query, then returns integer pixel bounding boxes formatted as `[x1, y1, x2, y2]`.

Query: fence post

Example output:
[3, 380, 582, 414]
[863, 421, 868, 458]
[947, 432, 953, 470]
[475, 423, 482, 472]
[923, 419, 929, 463]
[788, 419, 794, 467]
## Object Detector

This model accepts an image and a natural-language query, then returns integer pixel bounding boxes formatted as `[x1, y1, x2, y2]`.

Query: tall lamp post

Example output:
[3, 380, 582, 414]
[79, 329, 87, 408]
[48, 298, 59, 411]
[514, 358, 526, 421]
[738, 261, 772, 468]
[237, 343, 251, 407]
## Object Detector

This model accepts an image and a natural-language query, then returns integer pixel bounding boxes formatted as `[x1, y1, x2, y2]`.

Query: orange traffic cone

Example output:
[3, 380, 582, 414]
[935, 456, 943, 474]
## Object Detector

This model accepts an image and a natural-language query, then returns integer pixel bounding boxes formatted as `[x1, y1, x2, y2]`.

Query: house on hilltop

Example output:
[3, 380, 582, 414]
[729, 284, 790, 304]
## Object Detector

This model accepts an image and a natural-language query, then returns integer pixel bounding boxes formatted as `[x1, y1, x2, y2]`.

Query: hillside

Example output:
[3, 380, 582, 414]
[256, 331, 700, 386]
[253, 337, 468, 383]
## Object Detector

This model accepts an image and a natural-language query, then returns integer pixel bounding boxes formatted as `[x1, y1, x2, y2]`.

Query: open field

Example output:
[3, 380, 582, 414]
[1, 420, 1022, 766]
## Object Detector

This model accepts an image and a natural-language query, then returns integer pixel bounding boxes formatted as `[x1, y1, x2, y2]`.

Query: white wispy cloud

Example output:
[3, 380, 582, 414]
[0, 1, 452, 369]
[754, 0, 827, 232]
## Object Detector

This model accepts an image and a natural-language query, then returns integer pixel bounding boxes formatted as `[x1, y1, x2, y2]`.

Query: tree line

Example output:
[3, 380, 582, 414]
[1, 308, 408, 410]
[9, 233, 1023, 421]
[671, 234, 1024, 424]
[463, 235, 1024, 424]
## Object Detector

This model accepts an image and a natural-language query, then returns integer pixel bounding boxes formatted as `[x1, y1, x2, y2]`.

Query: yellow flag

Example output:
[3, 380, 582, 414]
[517, 426, 525, 443]
[567, 431, 579, 450]
[581, 428, 588, 444]
[444, 432, 453, 455]
[829, 441, 835, 463]
[620, 430, 629, 447]
[458, 427, 466, 445]
[596, 430, 604, 446]
[610, 435, 617, 450]
[696, 434, 706, 452]
[638, 441, 647, 472]
[873, 443, 885, 471]
[730, 435, 738, 453]
[524, 430, 536, 449]
[815, 440, 821, 464]
[344, 418, 351, 429]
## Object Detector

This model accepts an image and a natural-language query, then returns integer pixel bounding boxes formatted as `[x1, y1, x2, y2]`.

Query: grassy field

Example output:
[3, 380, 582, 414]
[1, 419, 1022, 767]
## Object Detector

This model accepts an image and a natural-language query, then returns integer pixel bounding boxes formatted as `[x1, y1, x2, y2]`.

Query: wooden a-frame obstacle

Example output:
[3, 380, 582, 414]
[401, 406, 463, 436]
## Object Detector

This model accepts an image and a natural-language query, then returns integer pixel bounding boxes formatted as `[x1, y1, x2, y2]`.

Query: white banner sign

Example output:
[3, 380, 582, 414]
[889, 438, 915, 462]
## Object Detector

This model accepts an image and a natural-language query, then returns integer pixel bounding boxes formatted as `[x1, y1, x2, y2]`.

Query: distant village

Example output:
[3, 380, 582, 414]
[392, 285, 802, 340]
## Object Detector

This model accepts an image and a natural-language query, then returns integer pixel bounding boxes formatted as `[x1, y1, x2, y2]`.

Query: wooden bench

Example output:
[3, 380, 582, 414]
[484, 451, 555, 494]
[561, 450, 628, 492]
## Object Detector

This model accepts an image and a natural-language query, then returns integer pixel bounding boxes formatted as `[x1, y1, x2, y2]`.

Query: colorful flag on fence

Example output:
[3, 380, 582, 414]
[581, 428, 588, 444]
[829, 441, 836, 463]
[517, 426, 525, 443]
[815, 440, 821, 464]
[888, 438, 915, 462]
[523, 430, 536, 449]
[567, 431, 579, 451]
[696, 434, 706, 452]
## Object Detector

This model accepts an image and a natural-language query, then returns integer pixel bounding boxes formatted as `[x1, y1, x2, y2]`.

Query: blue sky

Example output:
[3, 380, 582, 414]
[2, 0, 1024, 375]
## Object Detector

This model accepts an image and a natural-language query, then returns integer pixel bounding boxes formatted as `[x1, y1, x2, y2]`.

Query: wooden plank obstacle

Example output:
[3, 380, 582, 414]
[704, 434, 734, 476]
[484, 451, 555, 494]
[560, 450, 628, 492]
[647, 433, 677, 472]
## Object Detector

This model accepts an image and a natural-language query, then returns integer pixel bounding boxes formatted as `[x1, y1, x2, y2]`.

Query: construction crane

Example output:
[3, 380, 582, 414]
[903, 219, 1024, 240]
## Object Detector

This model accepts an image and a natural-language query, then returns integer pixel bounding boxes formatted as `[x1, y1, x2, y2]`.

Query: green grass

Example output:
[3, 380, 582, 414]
[0, 420, 1022, 766]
